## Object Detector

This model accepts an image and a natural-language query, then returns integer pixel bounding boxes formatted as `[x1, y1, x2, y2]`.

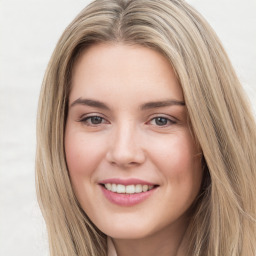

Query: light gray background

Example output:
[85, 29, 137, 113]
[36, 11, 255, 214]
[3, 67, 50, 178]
[0, 0, 255, 255]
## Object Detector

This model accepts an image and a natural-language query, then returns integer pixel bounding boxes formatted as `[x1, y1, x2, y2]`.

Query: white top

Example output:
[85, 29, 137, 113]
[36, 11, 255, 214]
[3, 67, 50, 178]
[107, 237, 118, 256]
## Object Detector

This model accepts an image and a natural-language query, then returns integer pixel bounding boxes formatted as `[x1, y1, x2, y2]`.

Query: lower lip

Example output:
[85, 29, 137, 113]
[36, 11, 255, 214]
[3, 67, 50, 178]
[100, 186, 157, 206]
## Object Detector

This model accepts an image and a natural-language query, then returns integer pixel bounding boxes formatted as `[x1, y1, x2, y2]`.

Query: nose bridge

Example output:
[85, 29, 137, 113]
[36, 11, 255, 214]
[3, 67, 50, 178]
[107, 119, 145, 167]
[116, 121, 136, 151]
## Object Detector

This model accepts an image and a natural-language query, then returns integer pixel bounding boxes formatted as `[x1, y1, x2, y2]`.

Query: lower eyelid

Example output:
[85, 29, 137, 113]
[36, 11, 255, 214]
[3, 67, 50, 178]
[149, 117, 176, 125]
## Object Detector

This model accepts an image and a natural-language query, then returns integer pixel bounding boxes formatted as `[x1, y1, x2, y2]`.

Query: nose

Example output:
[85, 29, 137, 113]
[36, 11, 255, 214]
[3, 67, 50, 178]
[106, 123, 146, 168]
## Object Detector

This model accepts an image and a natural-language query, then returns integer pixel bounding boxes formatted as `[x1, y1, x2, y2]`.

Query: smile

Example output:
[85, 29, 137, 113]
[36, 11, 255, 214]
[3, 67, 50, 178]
[99, 179, 159, 206]
[104, 183, 155, 194]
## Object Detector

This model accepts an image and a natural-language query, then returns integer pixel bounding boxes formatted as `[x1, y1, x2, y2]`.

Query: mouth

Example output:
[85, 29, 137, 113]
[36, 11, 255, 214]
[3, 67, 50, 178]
[100, 183, 158, 194]
[98, 179, 159, 206]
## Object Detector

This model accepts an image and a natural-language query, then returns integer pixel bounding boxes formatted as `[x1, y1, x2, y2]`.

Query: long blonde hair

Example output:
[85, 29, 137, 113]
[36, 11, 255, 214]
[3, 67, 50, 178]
[36, 0, 256, 255]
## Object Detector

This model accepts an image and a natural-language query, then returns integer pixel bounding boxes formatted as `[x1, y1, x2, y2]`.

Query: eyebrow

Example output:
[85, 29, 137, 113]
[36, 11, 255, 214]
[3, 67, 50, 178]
[70, 98, 110, 110]
[70, 98, 185, 110]
[140, 99, 185, 110]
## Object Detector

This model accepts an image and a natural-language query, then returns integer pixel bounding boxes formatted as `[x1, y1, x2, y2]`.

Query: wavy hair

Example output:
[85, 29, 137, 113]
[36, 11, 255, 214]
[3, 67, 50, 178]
[36, 0, 256, 255]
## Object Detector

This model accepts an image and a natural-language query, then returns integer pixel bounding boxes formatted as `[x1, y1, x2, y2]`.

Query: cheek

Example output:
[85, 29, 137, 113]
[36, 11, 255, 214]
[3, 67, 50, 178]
[64, 129, 106, 209]
[64, 129, 105, 180]
[65, 133, 88, 175]
[152, 134, 202, 219]
[148, 131, 202, 188]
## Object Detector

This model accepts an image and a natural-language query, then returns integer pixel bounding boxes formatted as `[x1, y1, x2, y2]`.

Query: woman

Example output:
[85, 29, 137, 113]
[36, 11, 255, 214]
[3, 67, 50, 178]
[36, 0, 256, 255]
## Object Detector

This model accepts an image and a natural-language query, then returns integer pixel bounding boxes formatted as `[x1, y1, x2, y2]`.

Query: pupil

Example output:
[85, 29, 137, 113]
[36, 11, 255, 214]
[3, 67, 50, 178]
[156, 117, 167, 126]
[91, 116, 102, 124]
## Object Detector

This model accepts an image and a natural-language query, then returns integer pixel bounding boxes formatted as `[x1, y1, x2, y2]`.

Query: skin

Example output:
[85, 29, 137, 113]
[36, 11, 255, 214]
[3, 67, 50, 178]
[65, 43, 203, 256]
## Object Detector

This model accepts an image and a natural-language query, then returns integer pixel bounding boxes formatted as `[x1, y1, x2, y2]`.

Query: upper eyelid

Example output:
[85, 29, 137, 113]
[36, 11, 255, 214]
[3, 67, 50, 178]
[79, 112, 108, 120]
[147, 113, 178, 122]
[76, 114, 109, 126]
[148, 117, 176, 125]
[79, 115, 110, 126]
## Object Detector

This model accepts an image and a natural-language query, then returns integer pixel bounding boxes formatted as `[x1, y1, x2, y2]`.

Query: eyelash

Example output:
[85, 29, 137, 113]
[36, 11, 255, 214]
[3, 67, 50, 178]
[79, 115, 176, 127]
[147, 116, 176, 127]
[79, 115, 109, 126]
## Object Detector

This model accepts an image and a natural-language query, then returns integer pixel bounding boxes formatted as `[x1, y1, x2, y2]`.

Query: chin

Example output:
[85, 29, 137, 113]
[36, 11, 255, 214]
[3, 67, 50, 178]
[100, 220, 157, 240]
[107, 229, 152, 240]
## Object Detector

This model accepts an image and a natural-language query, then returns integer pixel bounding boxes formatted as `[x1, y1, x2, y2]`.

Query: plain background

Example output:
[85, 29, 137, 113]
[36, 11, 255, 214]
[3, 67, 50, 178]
[0, 0, 255, 255]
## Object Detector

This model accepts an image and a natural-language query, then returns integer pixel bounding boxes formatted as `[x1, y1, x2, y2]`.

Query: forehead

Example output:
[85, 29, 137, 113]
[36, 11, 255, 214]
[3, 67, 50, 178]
[70, 43, 184, 103]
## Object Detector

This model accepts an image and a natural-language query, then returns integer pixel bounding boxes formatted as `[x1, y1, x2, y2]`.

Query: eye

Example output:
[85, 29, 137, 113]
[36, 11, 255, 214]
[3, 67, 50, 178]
[148, 116, 176, 127]
[80, 115, 108, 126]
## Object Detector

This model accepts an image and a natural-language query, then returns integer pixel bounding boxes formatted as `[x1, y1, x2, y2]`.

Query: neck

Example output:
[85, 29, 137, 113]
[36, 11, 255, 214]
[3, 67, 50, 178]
[112, 216, 189, 256]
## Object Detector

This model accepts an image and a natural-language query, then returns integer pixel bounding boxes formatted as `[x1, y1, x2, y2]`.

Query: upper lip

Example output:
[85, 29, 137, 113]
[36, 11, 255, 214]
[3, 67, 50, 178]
[98, 178, 157, 186]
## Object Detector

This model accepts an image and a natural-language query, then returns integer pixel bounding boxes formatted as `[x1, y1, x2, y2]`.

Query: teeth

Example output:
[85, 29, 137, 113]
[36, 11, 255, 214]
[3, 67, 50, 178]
[104, 183, 155, 194]
[126, 185, 135, 194]
[116, 184, 125, 193]
[135, 184, 142, 193]
[112, 183, 117, 192]
[142, 185, 148, 192]
[105, 183, 111, 190]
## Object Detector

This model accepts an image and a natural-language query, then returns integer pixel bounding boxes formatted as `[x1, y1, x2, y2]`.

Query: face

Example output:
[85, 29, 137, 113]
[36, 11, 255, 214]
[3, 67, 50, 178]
[65, 43, 203, 240]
